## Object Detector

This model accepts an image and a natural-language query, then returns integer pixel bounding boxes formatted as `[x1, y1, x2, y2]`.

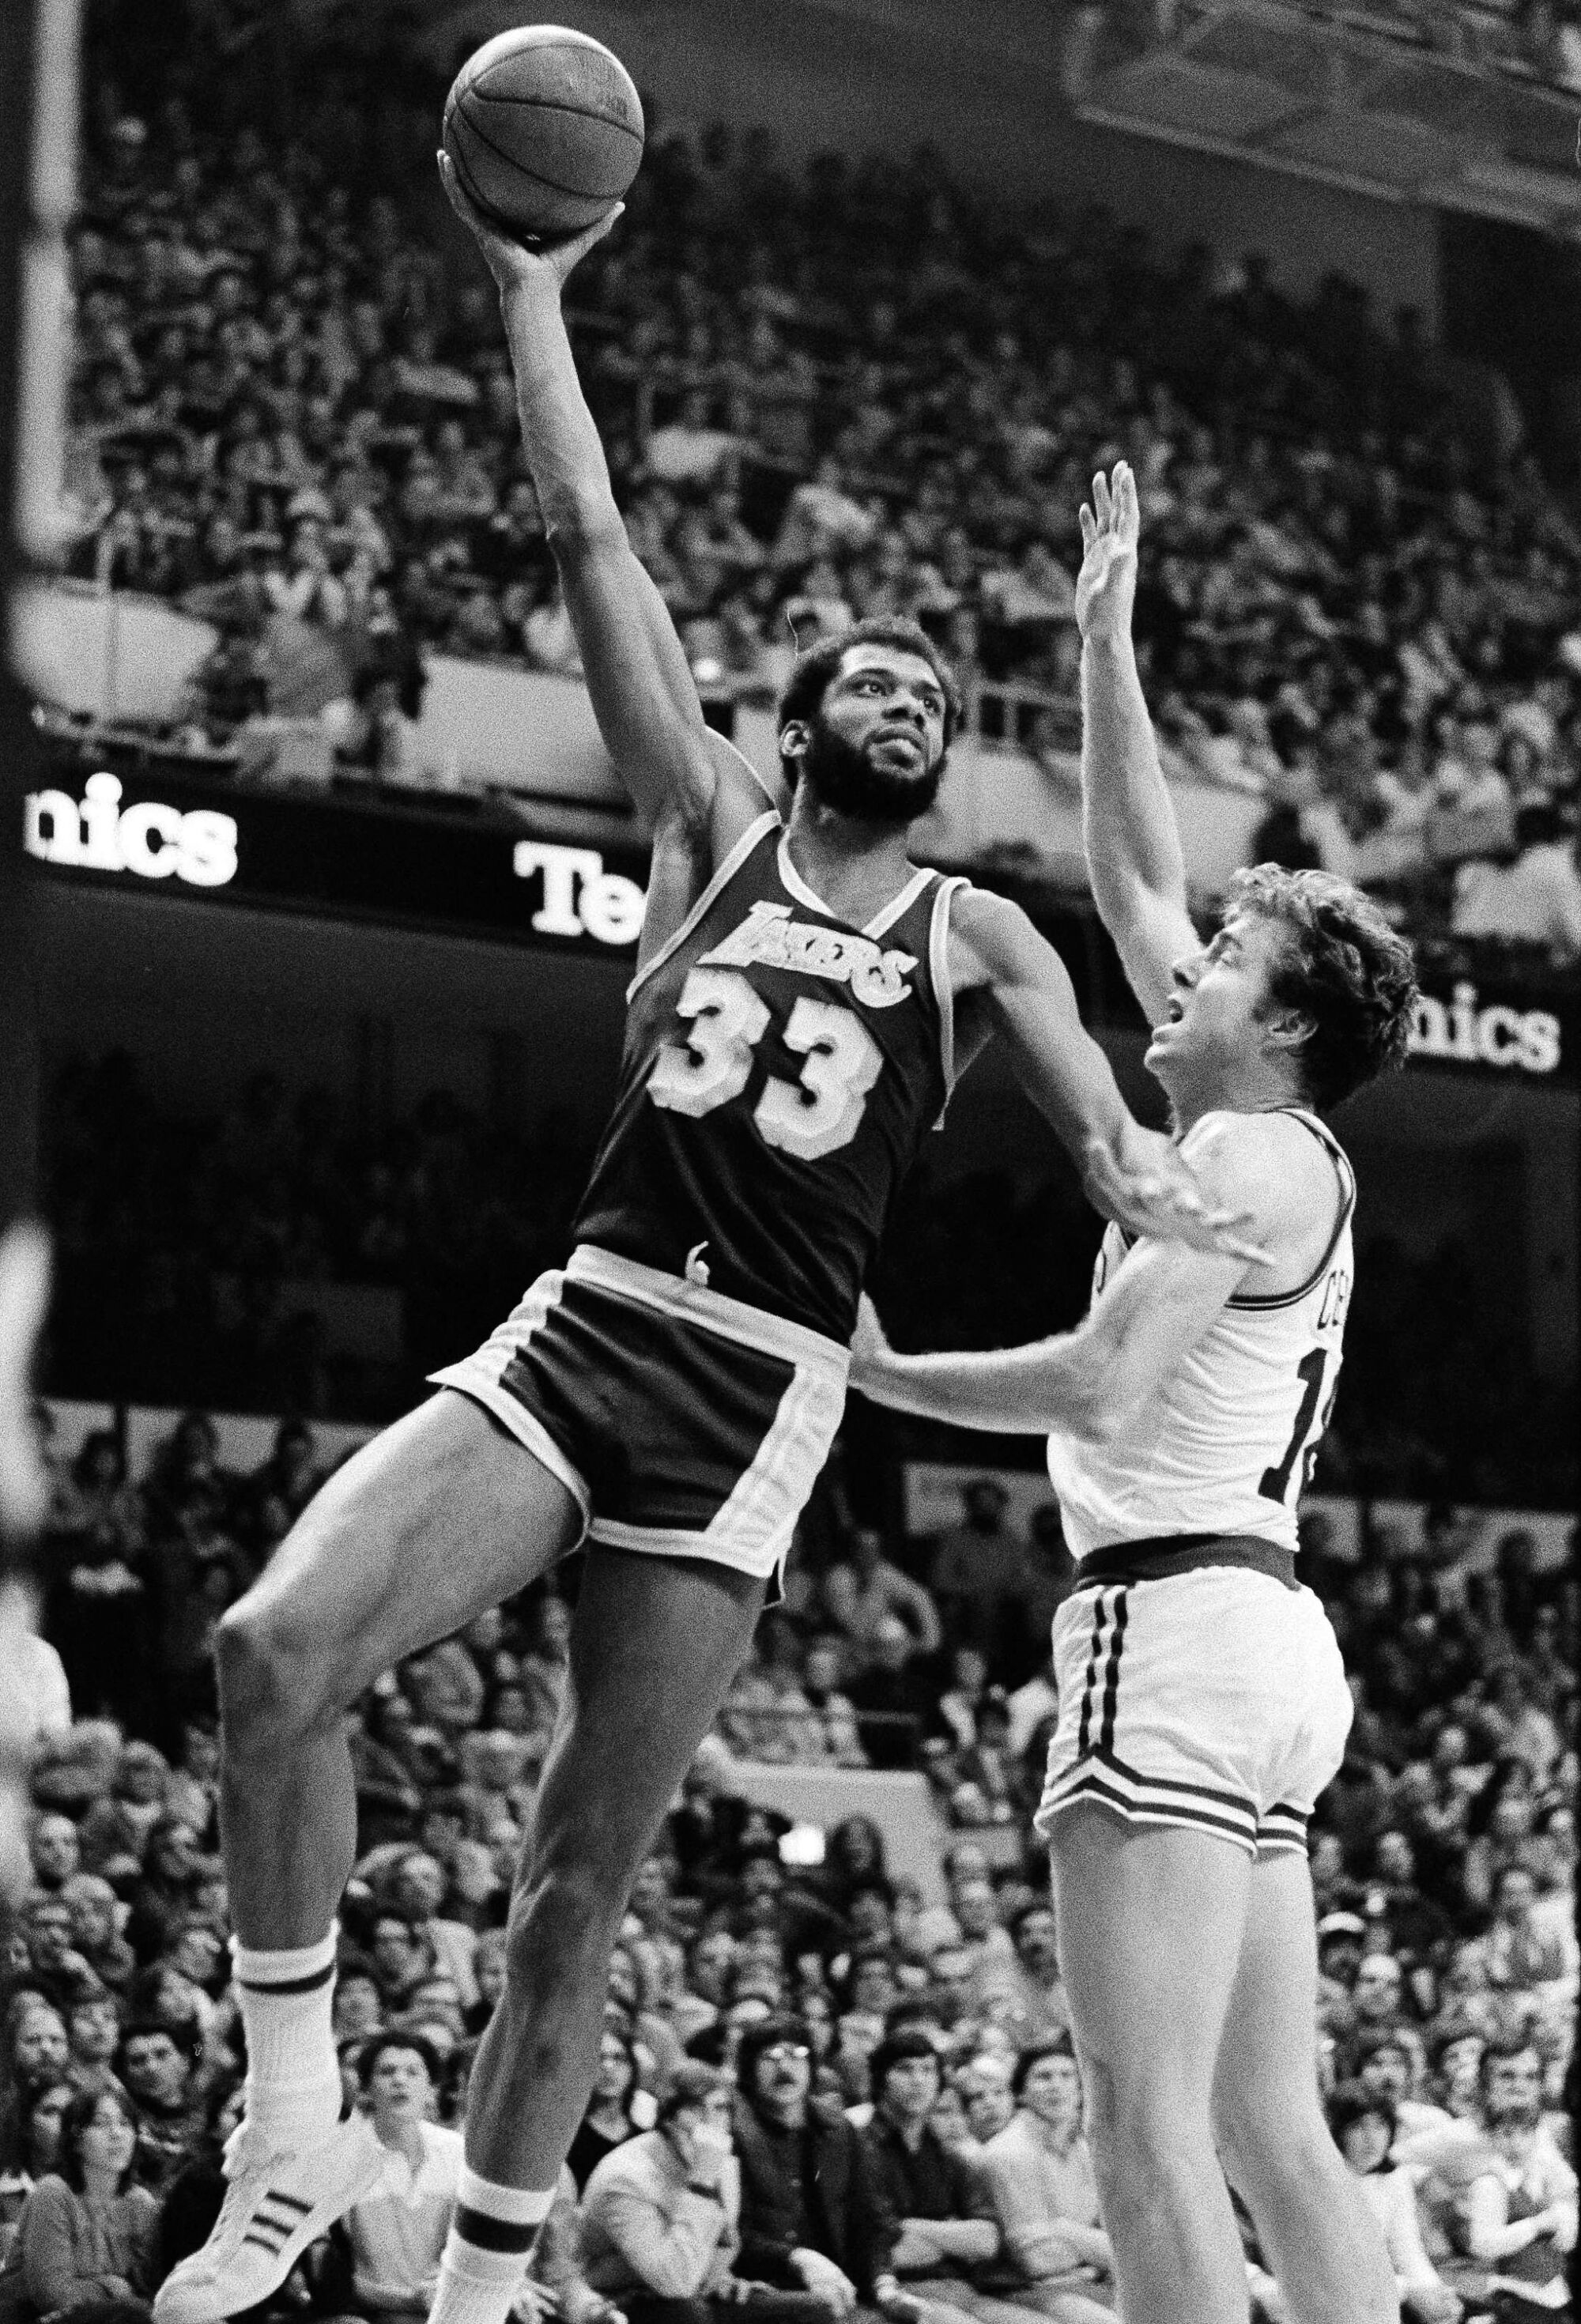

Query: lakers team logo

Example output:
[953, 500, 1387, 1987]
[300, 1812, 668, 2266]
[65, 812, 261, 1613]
[700, 902, 916, 1009]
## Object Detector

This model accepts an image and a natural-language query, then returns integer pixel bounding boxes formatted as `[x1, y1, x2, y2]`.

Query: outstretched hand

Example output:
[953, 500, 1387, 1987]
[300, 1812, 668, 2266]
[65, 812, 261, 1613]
[1074, 459, 1140, 645]
[437, 149, 622, 300]
[1083, 1120, 1269, 1265]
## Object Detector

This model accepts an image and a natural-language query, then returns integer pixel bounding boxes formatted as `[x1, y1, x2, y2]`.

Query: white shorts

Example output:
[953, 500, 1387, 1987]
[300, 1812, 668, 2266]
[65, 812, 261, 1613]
[1034, 1565, 1352, 1859]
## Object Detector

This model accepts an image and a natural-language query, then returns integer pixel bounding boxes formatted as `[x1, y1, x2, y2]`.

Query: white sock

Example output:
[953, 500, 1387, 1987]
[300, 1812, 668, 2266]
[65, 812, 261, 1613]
[430, 2168, 553, 2324]
[232, 1925, 343, 2150]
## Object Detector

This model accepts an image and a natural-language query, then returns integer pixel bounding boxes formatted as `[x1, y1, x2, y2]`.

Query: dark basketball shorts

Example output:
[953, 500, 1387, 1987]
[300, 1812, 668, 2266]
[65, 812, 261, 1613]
[1034, 1564, 1353, 1860]
[429, 1243, 849, 1586]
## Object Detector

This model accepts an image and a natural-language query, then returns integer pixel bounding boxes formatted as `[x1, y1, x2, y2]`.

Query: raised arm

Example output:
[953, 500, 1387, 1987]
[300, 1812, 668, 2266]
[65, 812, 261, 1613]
[1075, 462, 1199, 1025]
[949, 887, 1259, 1257]
[438, 158, 764, 848]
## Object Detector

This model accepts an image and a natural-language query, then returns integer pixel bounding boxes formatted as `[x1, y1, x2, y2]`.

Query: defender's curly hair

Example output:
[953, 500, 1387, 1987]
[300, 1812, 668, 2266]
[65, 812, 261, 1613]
[1228, 864, 1419, 1112]
[775, 616, 963, 784]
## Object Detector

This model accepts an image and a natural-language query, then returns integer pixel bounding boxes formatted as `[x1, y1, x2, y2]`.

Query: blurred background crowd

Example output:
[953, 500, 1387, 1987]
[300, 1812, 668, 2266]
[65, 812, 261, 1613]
[52, 6, 1581, 961]
[5, 8, 1577, 2324]
[3, 1406, 1576, 2324]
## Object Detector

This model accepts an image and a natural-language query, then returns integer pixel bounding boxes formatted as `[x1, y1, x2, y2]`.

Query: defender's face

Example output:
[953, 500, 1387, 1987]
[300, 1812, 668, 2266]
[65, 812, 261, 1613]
[1145, 912, 1288, 1094]
[806, 645, 949, 782]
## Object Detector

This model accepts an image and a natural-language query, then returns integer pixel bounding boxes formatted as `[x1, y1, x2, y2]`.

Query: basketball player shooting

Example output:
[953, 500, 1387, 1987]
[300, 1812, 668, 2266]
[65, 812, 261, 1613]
[155, 189, 1258, 2324]
[851, 464, 1419, 2324]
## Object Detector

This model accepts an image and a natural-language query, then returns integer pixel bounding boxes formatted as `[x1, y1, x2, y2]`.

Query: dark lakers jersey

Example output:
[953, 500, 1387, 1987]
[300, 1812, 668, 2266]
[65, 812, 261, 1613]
[574, 810, 968, 1344]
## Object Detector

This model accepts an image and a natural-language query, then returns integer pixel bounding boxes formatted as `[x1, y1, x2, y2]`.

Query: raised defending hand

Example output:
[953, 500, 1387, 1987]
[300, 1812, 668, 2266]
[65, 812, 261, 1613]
[1082, 1118, 1267, 1263]
[1074, 459, 1140, 646]
[437, 149, 621, 301]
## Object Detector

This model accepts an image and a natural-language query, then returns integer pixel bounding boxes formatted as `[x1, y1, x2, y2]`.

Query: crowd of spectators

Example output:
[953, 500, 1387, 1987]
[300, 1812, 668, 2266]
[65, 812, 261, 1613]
[3, 1398, 1575, 2324]
[55, 16, 1581, 956]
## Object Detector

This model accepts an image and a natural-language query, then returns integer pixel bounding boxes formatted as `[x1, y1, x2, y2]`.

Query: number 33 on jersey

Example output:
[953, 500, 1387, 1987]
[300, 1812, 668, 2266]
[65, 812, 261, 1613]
[573, 812, 970, 1346]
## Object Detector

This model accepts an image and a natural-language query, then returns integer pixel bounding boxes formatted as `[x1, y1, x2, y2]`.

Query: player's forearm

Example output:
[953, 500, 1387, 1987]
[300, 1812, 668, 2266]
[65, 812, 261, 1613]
[498, 280, 621, 538]
[1081, 634, 1188, 920]
[855, 1334, 1109, 1440]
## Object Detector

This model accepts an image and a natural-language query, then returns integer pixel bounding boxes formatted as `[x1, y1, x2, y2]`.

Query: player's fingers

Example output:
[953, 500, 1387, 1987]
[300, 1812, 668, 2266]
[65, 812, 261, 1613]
[1077, 502, 1096, 553]
[1116, 461, 1141, 539]
[1092, 470, 1111, 529]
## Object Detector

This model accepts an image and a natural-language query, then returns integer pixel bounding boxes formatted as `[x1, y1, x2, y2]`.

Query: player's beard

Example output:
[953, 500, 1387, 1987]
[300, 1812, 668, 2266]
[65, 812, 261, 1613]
[799, 717, 945, 826]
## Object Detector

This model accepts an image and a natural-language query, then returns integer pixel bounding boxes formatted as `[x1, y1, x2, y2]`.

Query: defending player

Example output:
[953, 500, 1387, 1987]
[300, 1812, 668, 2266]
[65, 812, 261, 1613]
[154, 199, 1257, 2324]
[851, 465, 1419, 2324]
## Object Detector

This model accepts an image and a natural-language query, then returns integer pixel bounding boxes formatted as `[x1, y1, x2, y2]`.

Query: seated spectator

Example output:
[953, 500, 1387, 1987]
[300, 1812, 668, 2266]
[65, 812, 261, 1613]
[1452, 807, 1581, 960]
[377, 1851, 479, 2009]
[64, 1989, 124, 2097]
[78, 1743, 171, 1886]
[333, 2033, 457, 2321]
[0, 2081, 74, 2241]
[845, 1619, 937, 1771]
[925, 1485, 1031, 1645]
[1482, 1863, 1576, 2003]
[0, 2086, 156, 2324]
[821, 1530, 941, 1674]
[59, 1879, 134, 1997]
[580, 2063, 740, 2324]
[114, 2023, 205, 2194]
[971, 1908, 1069, 2052]
[567, 2028, 651, 2196]
[1312, 2084, 1461, 2324]
[973, 2037, 1115, 2322]
[730, 2016, 902, 2316]
[955, 2055, 1014, 2149]
[1451, 2038, 1577, 2305]
[861, 2030, 1024, 2324]
[1, 2005, 71, 2173]
[16, 1894, 94, 2015]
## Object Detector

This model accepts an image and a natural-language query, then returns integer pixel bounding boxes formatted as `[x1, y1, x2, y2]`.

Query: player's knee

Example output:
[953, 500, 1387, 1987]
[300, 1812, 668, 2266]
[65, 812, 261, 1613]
[1211, 2081, 1331, 2201]
[216, 1583, 350, 1743]
[1082, 2054, 1210, 2209]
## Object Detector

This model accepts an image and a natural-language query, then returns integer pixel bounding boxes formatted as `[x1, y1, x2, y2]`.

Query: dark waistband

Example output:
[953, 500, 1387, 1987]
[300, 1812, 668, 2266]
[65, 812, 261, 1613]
[1072, 1534, 1298, 1592]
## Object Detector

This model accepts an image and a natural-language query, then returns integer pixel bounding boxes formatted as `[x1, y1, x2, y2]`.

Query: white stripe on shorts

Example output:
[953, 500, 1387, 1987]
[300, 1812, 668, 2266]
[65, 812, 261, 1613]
[428, 1270, 594, 1530]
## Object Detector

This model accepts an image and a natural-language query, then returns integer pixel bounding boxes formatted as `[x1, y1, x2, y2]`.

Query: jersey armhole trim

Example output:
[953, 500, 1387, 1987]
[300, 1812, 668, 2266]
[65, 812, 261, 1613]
[1228, 1109, 1355, 1311]
[626, 809, 780, 1001]
[712, 730, 780, 809]
[930, 873, 972, 1125]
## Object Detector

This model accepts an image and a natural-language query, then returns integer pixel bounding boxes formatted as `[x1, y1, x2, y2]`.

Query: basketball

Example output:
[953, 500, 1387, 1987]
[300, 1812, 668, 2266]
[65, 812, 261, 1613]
[442, 25, 644, 245]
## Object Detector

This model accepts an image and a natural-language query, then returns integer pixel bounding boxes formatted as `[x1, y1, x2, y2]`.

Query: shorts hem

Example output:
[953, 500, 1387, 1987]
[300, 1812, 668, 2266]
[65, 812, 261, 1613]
[587, 1514, 783, 1583]
[430, 1364, 593, 1532]
[1036, 1764, 1258, 1858]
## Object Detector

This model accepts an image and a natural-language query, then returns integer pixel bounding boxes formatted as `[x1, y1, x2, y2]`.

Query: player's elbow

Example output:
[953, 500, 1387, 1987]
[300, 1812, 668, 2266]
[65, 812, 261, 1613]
[1050, 1343, 1139, 1444]
[545, 492, 626, 557]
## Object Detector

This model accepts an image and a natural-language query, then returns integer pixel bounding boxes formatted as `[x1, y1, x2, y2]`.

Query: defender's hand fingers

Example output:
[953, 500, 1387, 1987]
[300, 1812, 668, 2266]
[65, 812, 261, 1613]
[1078, 502, 1097, 553]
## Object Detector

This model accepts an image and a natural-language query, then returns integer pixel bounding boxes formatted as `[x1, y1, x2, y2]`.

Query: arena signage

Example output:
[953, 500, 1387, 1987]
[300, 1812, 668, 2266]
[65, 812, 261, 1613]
[24, 772, 238, 888]
[511, 840, 646, 945]
[21, 752, 1579, 1085]
[1408, 979, 1564, 1078]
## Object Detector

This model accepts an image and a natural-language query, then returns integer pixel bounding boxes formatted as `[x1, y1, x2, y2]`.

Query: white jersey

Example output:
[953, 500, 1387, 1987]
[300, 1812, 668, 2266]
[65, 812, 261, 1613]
[1047, 1107, 1355, 1561]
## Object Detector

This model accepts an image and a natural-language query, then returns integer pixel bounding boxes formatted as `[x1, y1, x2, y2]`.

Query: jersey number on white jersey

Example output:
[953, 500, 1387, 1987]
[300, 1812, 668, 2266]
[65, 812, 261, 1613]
[1258, 1347, 1338, 1506]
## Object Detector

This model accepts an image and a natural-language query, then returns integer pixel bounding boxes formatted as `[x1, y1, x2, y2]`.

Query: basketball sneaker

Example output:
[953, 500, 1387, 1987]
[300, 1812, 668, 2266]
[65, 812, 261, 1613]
[153, 2108, 388, 2324]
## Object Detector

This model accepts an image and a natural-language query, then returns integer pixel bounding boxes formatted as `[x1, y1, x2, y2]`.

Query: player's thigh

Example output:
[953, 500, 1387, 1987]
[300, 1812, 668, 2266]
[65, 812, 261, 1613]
[1209, 1849, 1330, 2163]
[522, 1543, 765, 1884]
[1048, 1801, 1251, 2118]
[224, 1390, 581, 1709]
